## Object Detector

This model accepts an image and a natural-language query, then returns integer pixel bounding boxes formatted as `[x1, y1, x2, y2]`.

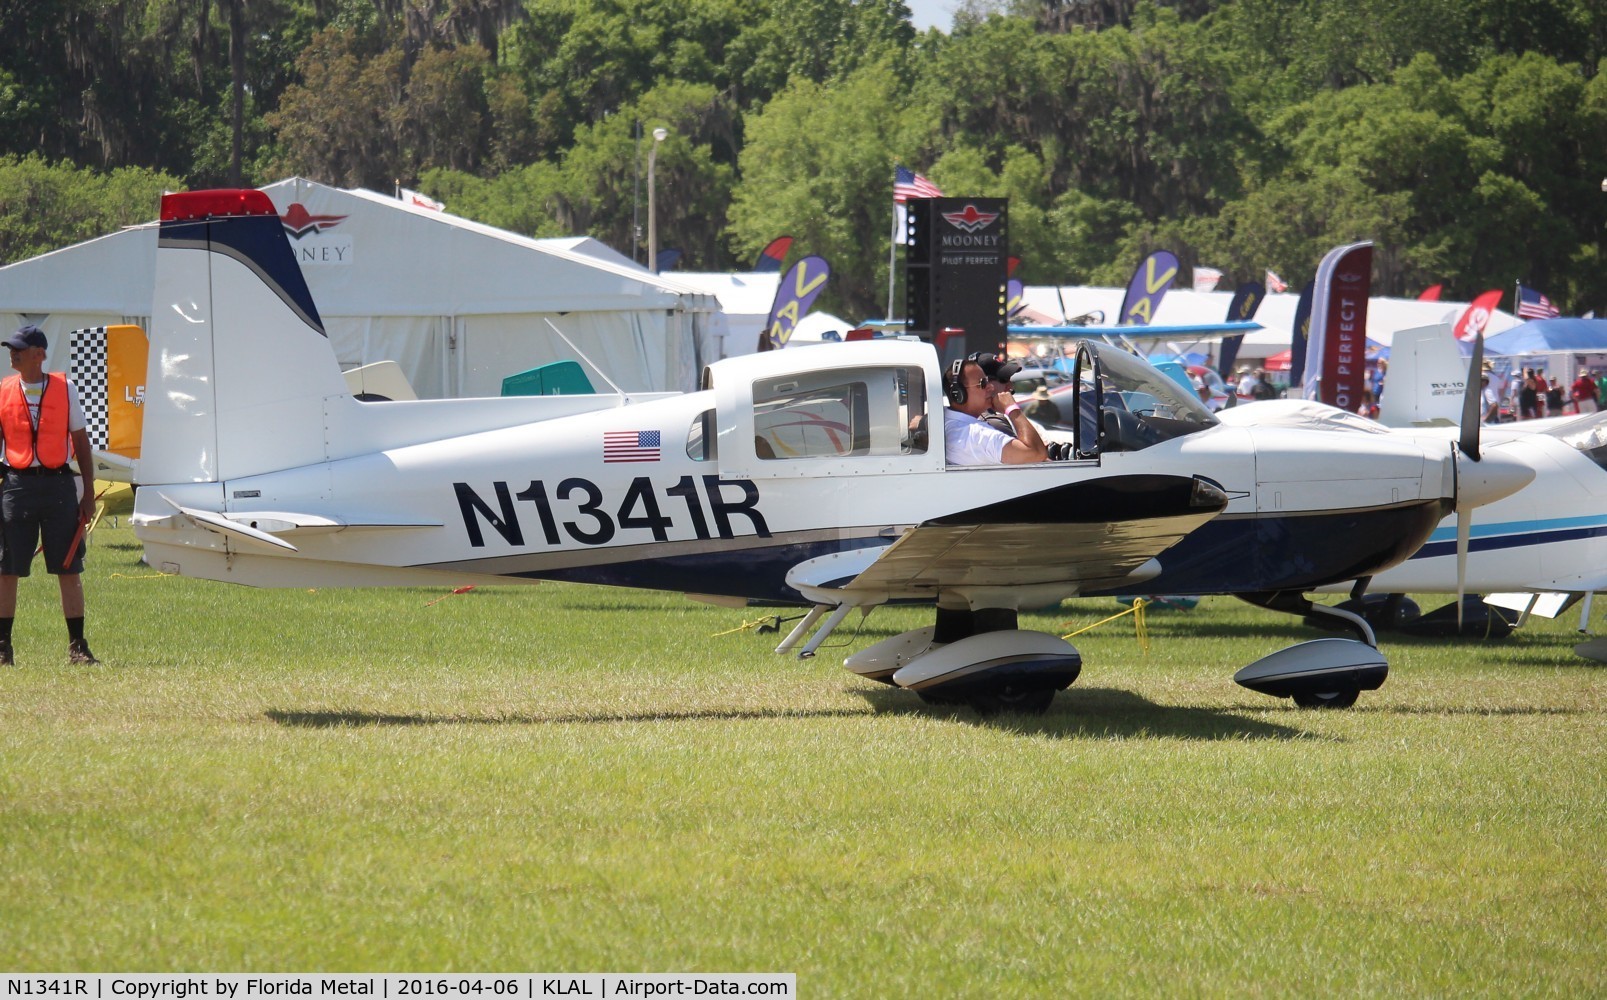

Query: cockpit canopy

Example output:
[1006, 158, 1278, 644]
[1544, 411, 1607, 472]
[1053, 342, 1219, 455]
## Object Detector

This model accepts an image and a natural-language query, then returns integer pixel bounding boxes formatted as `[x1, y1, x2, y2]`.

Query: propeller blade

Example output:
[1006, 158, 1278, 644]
[1456, 507, 1471, 632]
[1459, 330, 1484, 462]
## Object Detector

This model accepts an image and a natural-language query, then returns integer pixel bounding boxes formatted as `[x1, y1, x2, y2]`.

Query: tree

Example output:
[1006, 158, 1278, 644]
[268, 24, 406, 188]
[730, 60, 936, 317]
[0, 155, 182, 265]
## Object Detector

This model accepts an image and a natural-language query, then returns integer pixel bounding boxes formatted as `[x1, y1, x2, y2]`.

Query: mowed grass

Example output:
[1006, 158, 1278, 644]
[1, 496, 1603, 995]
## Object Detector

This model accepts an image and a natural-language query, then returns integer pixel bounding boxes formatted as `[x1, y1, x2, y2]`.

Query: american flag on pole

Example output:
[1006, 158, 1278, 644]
[1516, 284, 1560, 319]
[604, 430, 662, 463]
[1264, 269, 1288, 293]
[894, 166, 943, 203]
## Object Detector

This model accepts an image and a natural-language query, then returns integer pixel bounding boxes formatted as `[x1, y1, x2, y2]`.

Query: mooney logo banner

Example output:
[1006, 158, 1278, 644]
[279, 202, 352, 265]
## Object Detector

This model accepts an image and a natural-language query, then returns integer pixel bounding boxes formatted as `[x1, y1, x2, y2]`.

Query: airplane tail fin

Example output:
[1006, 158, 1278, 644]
[1376, 323, 1466, 428]
[142, 190, 349, 485]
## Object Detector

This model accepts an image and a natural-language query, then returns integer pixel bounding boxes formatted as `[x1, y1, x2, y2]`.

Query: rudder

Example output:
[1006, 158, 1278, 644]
[142, 190, 349, 485]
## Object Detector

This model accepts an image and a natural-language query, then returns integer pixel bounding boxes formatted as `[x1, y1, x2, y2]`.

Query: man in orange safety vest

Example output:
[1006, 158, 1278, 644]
[0, 325, 98, 665]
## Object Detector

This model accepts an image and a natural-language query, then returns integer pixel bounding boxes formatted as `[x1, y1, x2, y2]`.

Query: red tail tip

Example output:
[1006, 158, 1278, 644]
[161, 189, 277, 222]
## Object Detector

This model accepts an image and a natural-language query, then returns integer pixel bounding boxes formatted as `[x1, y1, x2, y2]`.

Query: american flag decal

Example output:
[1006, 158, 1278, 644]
[604, 430, 662, 463]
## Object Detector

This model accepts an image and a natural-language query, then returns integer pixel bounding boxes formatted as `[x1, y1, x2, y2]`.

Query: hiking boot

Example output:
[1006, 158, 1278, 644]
[0, 640, 11, 666]
[67, 639, 98, 665]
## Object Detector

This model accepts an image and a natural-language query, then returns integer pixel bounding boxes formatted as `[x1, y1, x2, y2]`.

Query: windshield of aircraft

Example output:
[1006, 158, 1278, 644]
[1086, 344, 1219, 432]
[1544, 411, 1607, 472]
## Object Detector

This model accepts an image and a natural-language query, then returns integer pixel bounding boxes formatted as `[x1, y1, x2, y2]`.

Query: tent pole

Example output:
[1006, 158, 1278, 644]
[887, 204, 899, 321]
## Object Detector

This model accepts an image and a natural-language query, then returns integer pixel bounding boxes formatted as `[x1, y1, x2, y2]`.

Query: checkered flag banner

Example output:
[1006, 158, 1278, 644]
[70, 326, 111, 450]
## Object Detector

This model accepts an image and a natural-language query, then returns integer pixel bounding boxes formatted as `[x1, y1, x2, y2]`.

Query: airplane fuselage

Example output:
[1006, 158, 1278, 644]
[138, 342, 1456, 605]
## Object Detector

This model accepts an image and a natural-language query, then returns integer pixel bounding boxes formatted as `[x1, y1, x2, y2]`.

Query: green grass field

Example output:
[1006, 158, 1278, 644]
[1, 501, 1603, 995]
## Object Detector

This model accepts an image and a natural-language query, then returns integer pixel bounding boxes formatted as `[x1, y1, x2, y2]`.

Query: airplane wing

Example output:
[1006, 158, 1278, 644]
[1008, 321, 1261, 340]
[790, 474, 1227, 605]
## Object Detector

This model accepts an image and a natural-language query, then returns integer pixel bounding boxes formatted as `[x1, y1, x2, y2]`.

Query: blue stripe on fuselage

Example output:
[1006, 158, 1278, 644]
[1412, 514, 1607, 560]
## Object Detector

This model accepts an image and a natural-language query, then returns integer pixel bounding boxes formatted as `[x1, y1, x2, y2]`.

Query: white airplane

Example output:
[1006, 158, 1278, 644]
[1311, 323, 1607, 638]
[129, 190, 1532, 713]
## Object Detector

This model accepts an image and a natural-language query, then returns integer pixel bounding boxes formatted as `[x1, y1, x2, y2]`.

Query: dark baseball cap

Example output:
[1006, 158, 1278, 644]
[978, 356, 1021, 384]
[4, 325, 46, 351]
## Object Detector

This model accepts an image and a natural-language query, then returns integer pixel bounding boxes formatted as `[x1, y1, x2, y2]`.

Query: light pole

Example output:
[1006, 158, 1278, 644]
[647, 127, 668, 273]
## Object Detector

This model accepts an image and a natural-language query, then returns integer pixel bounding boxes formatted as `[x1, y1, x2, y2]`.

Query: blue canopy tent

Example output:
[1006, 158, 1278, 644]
[1484, 318, 1607, 355]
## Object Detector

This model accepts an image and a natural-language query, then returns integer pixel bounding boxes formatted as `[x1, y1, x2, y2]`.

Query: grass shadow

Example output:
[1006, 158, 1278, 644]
[851, 685, 1314, 741]
[266, 706, 869, 728]
[266, 687, 1312, 740]
[1329, 704, 1597, 718]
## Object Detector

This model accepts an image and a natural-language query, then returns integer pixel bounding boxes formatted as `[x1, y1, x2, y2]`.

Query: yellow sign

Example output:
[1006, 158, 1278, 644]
[105, 324, 147, 459]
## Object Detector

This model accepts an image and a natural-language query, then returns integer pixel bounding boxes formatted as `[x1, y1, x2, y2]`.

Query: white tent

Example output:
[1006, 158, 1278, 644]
[1016, 285, 1522, 364]
[669, 272, 782, 359]
[0, 177, 720, 397]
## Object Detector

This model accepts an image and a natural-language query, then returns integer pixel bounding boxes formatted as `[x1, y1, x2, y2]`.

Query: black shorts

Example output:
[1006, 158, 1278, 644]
[0, 471, 84, 576]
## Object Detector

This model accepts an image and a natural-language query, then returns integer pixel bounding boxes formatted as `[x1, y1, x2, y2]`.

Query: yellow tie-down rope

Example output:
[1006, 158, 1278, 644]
[712, 614, 800, 637]
[1062, 598, 1151, 654]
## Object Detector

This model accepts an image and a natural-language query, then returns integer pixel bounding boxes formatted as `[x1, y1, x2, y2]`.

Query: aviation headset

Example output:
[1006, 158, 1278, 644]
[945, 351, 996, 406]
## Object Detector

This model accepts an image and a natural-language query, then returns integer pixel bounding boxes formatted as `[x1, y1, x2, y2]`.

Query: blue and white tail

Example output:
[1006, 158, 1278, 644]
[141, 190, 350, 485]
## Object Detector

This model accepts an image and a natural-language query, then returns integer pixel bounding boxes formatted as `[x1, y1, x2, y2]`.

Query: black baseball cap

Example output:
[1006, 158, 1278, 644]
[3, 325, 46, 351]
[977, 356, 1021, 384]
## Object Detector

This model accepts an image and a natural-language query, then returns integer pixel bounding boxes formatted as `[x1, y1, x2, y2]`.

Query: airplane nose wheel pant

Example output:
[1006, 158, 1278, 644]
[1234, 593, 1389, 709]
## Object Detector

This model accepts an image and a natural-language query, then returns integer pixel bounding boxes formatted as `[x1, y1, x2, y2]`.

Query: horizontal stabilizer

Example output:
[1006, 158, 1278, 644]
[157, 494, 299, 553]
[148, 495, 442, 551]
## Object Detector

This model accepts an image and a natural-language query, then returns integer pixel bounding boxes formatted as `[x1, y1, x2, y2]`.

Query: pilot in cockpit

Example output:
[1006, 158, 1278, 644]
[941, 353, 1049, 466]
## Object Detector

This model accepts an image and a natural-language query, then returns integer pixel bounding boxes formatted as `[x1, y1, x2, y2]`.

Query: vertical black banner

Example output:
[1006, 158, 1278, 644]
[905, 197, 1009, 364]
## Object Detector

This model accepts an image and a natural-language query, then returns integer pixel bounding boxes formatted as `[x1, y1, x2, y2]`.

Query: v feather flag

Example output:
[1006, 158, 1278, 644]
[1287, 280, 1316, 389]
[764, 255, 831, 349]
[1006, 278, 1025, 318]
[1302, 242, 1373, 407]
[1118, 251, 1179, 325]
[1215, 281, 1266, 377]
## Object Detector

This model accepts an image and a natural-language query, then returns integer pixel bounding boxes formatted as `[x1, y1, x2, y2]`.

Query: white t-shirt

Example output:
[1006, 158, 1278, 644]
[943, 406, 1012, 465]
[1, 377, 87, 467]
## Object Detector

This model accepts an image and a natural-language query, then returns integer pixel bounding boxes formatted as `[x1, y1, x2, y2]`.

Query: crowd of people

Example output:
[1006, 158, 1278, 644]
[1502, 366, 1602, 421]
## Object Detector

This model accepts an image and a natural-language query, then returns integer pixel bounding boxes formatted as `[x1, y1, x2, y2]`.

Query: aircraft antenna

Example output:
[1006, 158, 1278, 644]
[543, 318, 628, 398]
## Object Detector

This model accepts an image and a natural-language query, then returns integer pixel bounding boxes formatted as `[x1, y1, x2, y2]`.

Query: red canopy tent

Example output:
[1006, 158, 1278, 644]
[1261, 340, 1384, 374]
